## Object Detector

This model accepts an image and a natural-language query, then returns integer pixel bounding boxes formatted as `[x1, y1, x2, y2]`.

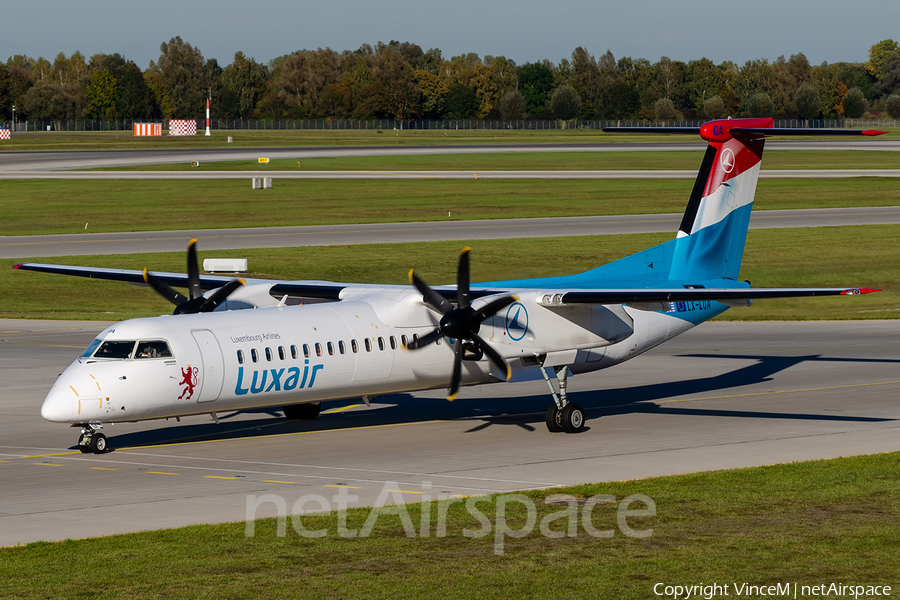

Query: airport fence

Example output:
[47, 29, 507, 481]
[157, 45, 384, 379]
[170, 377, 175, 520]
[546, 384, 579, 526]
[3, 118, 898, 133]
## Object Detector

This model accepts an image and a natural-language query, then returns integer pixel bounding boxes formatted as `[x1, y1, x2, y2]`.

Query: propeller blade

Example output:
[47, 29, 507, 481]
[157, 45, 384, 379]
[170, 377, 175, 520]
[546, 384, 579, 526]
[448, 339, 463, 401]
[472, 295, 518, 323]
[457, 246, 471, 308]
[404, 328, 443, 350]
[472, 334, 512, 381]
[187, 238, 202, 301]
[143, 268, 188, 307]
[409, 269, 452, 314]
[199, 279, 245, 312]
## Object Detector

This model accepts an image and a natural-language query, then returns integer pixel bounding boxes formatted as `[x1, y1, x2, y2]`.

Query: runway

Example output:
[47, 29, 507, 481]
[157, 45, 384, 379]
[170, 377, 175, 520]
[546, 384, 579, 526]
[1, 139, 899, 173]
[1, 319, 898, 546]
[3, 206, 900, 259]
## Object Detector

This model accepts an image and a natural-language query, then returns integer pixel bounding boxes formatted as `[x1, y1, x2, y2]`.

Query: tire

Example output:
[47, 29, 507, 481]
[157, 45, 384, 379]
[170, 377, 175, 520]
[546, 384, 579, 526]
[561, 403, 585, 434]
[77, 433, 91, 453]
[545, 405, 563, 433]
[283, 402, 321, 420]
[90, 433, 108, 454]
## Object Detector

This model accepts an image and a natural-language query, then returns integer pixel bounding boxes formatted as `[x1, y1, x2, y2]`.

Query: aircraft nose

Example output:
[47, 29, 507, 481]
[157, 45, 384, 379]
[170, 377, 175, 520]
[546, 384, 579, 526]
[41, 385, 74, 423]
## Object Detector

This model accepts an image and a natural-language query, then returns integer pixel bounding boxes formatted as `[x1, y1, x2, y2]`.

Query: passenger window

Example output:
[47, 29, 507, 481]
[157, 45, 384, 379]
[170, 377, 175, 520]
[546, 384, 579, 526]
[95, 340, 136, 359]
[413, 333, 419, 344]
[303, 344, 310, 359]
[378, 337, 385, 351]
[389, 336, 397, 350]
[327, 342, 334, 356]
[278, 346, 285, 360]
[339, 341, 346, 354]
[315, 343, 322, 357]
[237, 350, 244, 364]
[351, 339, 359, 353]
[265, 347, 273, 361]
[291, 345, 298, 359]
[251, 348, 258, 363]
[365, 338, 372, 352]
[135, 340, 172, 359]
[401, 335, 408, 348]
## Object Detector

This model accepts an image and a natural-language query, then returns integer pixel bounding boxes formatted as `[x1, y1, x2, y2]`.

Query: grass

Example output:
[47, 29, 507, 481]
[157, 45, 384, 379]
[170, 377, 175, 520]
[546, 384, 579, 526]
[1, 452, 898, 598]
[2, 177, 899, 236]
[97, 150, 900, 172]
[5, 226, 898, 322]
[0, 128, 699, 151]
[2, 127, 895, 152]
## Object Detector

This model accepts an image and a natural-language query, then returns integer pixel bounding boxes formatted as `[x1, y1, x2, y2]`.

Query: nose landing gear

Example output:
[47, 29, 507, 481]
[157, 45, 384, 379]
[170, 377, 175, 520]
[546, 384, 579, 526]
[76, 424, 108, 454]
[540, 366, 585, 434]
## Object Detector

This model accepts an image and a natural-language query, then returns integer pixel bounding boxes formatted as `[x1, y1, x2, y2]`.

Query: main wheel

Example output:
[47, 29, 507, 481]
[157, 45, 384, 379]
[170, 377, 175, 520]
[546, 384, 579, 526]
[77, 433, 91, 453]
[545, 405, 563, 433]
[560, 402, 585, 434]
[283, 402, 321, 420]
[90, 433, 108, 454]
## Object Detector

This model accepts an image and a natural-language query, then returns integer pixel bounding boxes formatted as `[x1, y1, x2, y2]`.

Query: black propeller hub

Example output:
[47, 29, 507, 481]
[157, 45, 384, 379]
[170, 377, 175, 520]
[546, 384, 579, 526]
[439, 306, 480, 340]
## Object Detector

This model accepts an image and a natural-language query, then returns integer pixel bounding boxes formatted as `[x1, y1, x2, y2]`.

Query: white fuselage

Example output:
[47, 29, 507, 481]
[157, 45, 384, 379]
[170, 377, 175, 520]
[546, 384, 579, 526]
[40, 289, 703, 425]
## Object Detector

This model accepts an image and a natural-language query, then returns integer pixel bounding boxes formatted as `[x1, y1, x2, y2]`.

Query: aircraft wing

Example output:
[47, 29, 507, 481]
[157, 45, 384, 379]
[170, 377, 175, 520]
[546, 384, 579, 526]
[13, 263, 253, 290]
[535, 287, 881, 306]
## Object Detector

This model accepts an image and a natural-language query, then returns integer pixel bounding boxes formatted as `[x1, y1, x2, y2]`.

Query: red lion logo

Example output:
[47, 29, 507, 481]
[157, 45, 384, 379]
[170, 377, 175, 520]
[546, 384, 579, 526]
[179, 365, 199, 400]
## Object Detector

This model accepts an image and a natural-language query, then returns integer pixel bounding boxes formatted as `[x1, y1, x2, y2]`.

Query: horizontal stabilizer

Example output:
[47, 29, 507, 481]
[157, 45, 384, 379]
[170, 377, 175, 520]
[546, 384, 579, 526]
[540, 287, 881, 306]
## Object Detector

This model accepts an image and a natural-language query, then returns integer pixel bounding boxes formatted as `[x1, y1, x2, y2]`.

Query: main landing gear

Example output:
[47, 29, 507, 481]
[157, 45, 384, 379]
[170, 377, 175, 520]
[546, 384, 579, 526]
[540, 366, 585, 434]
[76, 424, 108, 454]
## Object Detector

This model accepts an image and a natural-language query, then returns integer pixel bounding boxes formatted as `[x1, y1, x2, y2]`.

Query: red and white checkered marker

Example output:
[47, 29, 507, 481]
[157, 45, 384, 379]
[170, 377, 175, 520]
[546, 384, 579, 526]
[0, 128, 10, 140]
[169, 120, 197, 136]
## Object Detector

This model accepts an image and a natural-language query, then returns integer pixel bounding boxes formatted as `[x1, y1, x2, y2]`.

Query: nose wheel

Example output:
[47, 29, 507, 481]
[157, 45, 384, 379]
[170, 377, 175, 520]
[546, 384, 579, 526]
[76, 425, 108, 454]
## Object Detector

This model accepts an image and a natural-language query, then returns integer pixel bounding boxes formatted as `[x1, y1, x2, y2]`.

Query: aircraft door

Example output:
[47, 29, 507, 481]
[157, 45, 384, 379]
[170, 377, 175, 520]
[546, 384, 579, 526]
[191, 329, 225, 402]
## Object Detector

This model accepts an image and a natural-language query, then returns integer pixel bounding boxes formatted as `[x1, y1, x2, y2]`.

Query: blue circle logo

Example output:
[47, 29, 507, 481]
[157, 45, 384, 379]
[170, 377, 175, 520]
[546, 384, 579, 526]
[505, 302, 528, 341]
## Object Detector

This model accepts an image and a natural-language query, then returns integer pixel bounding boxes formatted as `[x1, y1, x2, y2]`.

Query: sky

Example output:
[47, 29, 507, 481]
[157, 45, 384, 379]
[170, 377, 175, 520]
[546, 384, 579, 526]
[5, 0, 898, 69]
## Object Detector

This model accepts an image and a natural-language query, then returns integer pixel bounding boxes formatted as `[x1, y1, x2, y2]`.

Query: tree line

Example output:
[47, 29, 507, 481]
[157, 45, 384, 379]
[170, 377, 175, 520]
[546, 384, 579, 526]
[3, 38, 900, 123]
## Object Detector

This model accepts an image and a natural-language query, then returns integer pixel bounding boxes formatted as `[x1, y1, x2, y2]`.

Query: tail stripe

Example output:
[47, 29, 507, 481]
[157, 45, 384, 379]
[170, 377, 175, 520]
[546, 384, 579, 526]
[679, 146, 718, 236]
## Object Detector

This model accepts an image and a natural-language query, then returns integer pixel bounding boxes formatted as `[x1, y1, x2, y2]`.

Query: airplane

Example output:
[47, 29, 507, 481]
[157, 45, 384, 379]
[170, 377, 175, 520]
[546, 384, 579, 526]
[15, 117, 886, 454]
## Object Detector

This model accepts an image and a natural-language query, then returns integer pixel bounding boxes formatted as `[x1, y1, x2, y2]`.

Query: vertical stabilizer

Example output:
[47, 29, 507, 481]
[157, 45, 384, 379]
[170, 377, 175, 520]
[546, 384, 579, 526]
[668, 117, 771, 281]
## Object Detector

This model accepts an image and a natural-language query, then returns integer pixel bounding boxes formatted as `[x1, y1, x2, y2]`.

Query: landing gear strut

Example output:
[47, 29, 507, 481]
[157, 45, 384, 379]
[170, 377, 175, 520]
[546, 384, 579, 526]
[76, 424, 108, 454]
[540, 366, 585, 434]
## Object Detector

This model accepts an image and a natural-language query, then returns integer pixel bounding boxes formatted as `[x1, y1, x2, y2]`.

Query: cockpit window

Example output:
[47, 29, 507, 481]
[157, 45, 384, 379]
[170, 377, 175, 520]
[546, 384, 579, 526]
[135, 340, 173, 359]
[80, 338, 103, 358]
[94, 340, 136, 359]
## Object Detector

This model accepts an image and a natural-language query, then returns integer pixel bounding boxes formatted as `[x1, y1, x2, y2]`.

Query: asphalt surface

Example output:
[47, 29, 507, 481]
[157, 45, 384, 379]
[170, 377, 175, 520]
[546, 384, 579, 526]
[1, 319, 898, 546]
[1, 139, 899, 173]
[3, 206, 900, 259]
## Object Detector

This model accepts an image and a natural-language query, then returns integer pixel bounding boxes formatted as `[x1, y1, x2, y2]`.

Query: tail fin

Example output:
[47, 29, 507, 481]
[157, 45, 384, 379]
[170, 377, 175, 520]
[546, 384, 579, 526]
[668, 117, 771, 280]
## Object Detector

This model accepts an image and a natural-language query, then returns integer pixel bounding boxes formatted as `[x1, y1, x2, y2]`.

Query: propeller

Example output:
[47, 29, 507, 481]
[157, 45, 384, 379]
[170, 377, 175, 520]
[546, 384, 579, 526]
[142, 238, 245, 315]
[405, 247, 518, 400]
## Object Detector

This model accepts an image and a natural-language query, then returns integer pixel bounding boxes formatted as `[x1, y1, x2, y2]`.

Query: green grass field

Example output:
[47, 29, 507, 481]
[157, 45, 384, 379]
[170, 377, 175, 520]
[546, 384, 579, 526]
[2, 177, 898, 236]
[99, 149, 900, 172]
[2, 127, 895, 152]
[2, 452, 897, 599]
[5, 226, 898, 322]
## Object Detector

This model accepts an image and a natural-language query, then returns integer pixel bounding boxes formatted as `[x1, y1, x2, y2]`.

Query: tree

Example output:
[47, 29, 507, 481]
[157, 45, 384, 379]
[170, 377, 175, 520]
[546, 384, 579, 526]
[743, 92, 774, 116]
[865, 39, 899, 79]
[570, 47, 601, 117]
[415, 69, 448, 119]
[442, 84, 478, 119]
[551, 85, 581, 120]
[875, 53, 900, 97]
[221, 51, 267, 117]
[156, 36, 207, 117]
[22, 80, 79, 120]
[517, 62, 553, 117]
[886, 94, 900, 119]
[83, 69, 119, 119]
[598, 83, 641, 119]
[654, 97, 677, 120]
[841, 87, 867, 118]
[499, 90, 526, 121]
[794, 83, 821, 120]
[685, 58, 724, 113]
[702, 95, 725, 119]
